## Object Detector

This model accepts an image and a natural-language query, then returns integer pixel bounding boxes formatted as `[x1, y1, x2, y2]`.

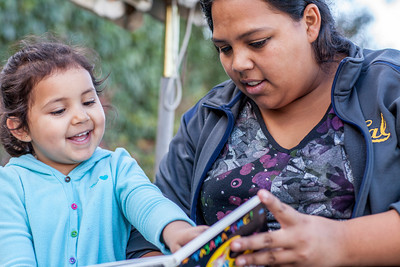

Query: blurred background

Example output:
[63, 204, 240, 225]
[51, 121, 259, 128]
[0, 0, 398, 178]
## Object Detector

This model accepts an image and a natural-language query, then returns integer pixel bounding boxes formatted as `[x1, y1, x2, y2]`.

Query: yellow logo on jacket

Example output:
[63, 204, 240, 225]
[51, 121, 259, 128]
[366, 113, 390, 143]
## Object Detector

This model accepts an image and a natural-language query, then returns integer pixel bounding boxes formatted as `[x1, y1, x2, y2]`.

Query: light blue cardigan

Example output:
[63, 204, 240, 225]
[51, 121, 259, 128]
[0, 148, 194, 266]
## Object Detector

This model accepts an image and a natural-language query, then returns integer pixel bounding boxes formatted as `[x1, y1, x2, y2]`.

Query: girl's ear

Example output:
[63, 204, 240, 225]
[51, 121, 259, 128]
[6, 117, 32, 142]
[303, 4, 322, 43]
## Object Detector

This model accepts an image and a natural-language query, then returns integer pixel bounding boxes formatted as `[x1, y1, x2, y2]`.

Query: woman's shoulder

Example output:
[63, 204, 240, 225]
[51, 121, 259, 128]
[202, 79, 240, 103]
[362, 48, 400, 69]
[182, 79, 243, 122]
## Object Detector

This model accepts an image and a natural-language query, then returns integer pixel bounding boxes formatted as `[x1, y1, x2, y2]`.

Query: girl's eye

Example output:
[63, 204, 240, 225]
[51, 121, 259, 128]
[250, 38, 269, 48]
[50, 109, 65, 116]
[83, 100, 96, 106]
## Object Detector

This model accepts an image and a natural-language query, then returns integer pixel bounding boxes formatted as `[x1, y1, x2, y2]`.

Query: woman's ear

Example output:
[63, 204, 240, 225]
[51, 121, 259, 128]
[303, 4, 322, 43]
[6, 117, 31, 142]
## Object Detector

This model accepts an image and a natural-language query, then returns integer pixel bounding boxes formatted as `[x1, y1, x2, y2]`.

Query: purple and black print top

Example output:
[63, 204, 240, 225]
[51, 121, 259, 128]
[200, 100, 355, 230]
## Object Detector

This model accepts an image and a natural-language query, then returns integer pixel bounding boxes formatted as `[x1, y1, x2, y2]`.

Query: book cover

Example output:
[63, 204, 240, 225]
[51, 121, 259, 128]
[88, 195, 268, 267]
[177, 195, 268, 267]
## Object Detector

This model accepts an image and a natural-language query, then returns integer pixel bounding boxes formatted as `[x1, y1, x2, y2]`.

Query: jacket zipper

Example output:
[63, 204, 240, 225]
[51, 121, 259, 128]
[190, 98, 241, 222]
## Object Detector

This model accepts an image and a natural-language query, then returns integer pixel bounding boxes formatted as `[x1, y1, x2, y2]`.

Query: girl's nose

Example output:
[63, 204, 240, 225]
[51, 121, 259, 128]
[72, 107, 90, 125]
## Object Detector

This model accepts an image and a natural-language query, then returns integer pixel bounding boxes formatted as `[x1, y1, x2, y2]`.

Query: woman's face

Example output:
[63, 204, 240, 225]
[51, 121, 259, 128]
[211, 0, 322, 111]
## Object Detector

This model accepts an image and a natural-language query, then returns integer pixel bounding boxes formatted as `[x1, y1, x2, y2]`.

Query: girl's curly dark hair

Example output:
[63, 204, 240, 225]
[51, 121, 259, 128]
[0, 34, 106, 157]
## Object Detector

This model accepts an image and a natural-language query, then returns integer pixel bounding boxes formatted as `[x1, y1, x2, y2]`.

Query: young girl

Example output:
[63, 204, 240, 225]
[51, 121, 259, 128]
[0, 36, 206, 267]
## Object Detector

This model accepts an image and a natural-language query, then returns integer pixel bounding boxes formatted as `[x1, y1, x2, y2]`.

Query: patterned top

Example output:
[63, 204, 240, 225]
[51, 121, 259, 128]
[200, 100, 355, 230]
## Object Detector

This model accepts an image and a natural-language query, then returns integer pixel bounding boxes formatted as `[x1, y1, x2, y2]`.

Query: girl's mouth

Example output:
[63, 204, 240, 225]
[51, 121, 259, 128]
[68, 131, 91, 142]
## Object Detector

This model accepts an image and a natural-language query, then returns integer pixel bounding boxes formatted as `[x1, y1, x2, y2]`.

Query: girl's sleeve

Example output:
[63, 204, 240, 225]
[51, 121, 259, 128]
[0, 168, 37, 266]
[126, 106, 200, 258]
[111, 148, 195, 254]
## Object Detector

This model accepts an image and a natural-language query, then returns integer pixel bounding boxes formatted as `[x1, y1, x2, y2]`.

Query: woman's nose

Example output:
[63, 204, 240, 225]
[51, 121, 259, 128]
[231, 50, 254, 73]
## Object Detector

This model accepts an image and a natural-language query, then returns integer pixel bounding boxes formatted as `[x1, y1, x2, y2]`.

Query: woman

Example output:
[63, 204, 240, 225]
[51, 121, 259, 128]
[128, 0, 400, 265]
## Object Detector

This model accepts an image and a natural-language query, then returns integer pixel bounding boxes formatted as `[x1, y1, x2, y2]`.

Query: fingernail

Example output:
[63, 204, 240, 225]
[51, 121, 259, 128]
[231, 241, 241, 250]
[236, 258, 246, 265]
[259, 189, 269, 200]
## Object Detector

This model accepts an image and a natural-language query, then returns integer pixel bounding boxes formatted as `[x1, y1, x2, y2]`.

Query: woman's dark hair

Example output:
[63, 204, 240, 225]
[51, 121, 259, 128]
[0, 34, 106, 157]
[199, 0, 351, 65]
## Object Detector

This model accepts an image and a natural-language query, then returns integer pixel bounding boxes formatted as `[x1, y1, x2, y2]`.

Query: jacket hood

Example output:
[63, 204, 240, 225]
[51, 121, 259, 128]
[6, 147, 111, 178]
[203, 80, 243, 108]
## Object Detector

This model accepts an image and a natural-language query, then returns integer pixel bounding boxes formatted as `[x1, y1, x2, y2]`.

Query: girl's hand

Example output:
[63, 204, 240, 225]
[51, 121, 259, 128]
[162, 221, 209, 253]
[230, 189, 344, 267]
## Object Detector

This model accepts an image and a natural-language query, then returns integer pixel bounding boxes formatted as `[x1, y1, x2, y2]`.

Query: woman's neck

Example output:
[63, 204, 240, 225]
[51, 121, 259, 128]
[258, 63, 338, 149]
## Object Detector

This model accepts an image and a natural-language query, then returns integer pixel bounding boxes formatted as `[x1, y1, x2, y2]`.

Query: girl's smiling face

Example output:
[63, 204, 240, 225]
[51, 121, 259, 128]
[23, 67, 105, 175]
[211, 0, 323, 111]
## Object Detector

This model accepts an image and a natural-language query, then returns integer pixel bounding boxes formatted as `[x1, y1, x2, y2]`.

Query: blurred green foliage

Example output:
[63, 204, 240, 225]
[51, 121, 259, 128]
[0, 0, 371, 177]
[0, 0, 227, 177]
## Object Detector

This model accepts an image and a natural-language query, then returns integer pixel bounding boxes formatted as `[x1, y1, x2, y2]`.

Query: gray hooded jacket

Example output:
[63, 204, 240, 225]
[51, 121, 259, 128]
[127, 43, 400, 258]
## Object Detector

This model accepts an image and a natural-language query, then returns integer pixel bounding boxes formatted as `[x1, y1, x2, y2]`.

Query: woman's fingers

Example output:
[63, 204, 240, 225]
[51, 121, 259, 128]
[229, 226, 295, 252]
[231, 230, 274, 251]
[229, 189, 317, 266]
[230, 189, 302, 252]
[234, 247, 297, 266]
[230, 189, 346, 266]
[257, 189, 301, 228]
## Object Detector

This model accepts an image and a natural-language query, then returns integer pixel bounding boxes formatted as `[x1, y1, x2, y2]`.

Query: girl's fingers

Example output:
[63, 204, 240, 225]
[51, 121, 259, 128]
[179, 225, 209, 244]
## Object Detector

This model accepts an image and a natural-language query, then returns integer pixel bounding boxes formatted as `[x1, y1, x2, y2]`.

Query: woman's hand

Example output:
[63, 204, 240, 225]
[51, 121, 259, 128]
[230, 189, 400, 266]
[162, 221, 209, 253]
[230, 189, 346, 267]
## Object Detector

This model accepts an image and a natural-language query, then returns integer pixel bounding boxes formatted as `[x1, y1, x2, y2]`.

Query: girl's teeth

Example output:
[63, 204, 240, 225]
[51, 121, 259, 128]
[70, 131, 89, 142]
[75, 131, 89, 137]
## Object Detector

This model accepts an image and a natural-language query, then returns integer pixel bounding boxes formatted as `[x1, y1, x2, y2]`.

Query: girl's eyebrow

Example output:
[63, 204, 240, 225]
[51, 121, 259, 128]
[82, 87, 96, 96]
[212, 27, 272, 44]
[42, 88, 96, 109]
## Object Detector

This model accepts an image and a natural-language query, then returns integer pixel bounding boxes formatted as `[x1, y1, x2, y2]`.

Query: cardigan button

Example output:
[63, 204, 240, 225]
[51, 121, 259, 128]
[71, 203, 77, 210]
[71, 230, 78, 238]
[65, 176, 71, 183]
[69, 257, 76, 264]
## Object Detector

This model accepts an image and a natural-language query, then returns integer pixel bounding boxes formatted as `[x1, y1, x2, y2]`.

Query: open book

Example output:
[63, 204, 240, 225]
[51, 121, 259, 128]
[89, 195, 268, 267]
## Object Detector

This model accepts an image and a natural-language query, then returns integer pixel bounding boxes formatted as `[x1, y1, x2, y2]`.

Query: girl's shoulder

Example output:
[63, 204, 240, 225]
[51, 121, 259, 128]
[93, 147, 141, 171]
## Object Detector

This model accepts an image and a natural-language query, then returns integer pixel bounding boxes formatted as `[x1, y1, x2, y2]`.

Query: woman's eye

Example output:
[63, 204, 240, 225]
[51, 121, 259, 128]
[50, 109, 65, 115]
[250, 38, 269, 48]
[220, 46, 232, 54]
[215, 44, 232, 54]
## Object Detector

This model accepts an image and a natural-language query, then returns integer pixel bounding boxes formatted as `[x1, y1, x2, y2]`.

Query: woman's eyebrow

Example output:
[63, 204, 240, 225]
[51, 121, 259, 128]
[212, 27, 272, 44]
